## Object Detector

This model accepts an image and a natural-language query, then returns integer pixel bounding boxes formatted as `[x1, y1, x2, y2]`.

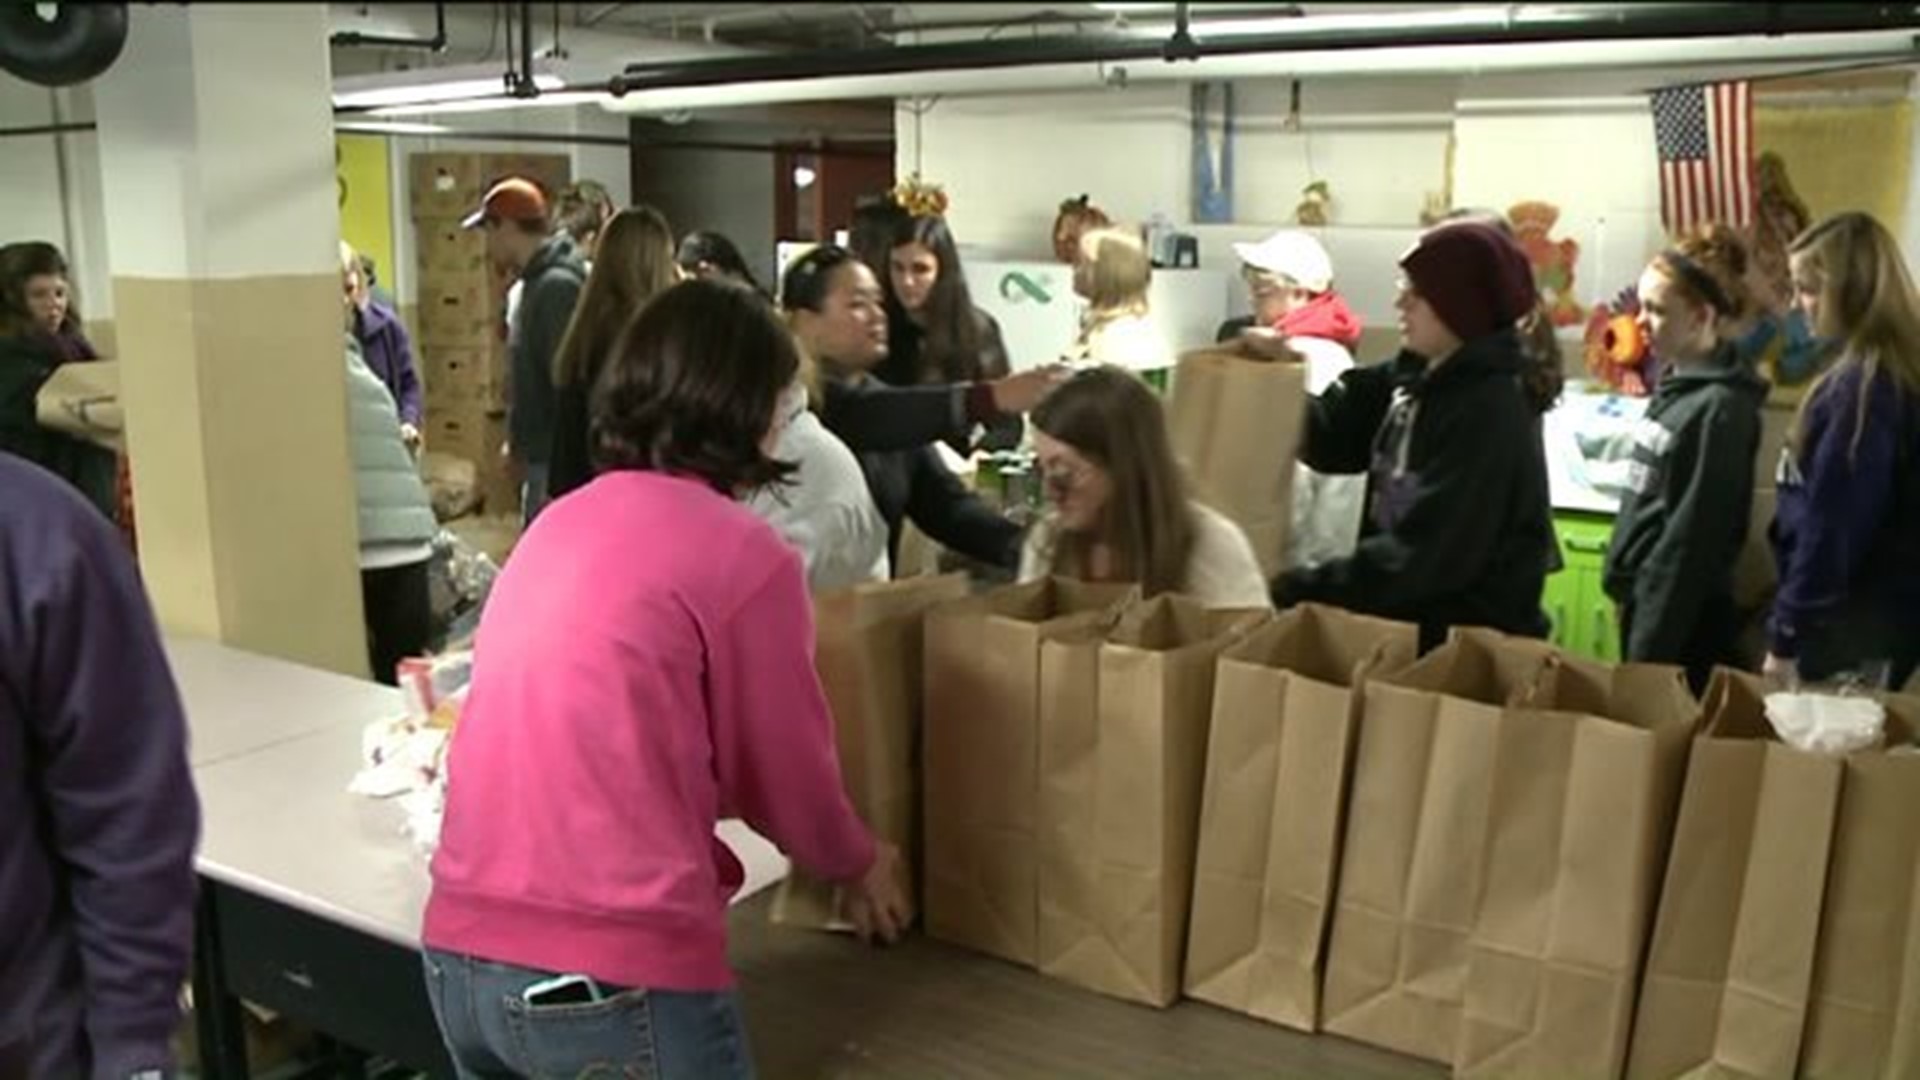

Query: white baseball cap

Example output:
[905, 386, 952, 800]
[1232, 230, 1334, 293]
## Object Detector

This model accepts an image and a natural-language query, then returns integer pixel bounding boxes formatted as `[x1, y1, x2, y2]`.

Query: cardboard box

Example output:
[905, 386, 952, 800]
[416, 219, 489, 276]
[417, 279, 505, 348]
[409, 153, 483, 220]
[422, 345, 507, 404]
[426, 406, 506, 466]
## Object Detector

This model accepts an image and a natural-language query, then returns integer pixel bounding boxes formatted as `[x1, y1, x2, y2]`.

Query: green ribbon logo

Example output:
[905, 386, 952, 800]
[1000, 272, 1051, 304]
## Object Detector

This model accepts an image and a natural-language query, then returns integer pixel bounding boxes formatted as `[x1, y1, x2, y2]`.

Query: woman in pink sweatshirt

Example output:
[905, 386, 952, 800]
[421, 278, 908, 1079]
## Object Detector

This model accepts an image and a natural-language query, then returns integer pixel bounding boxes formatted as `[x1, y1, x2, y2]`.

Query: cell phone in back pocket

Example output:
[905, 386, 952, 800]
[522, 973, 602, 1007]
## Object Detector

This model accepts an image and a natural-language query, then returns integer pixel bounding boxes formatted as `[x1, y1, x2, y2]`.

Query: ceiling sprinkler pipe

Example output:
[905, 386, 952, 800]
[331, 1, 448, 52]
[609, 3, 1920, 95]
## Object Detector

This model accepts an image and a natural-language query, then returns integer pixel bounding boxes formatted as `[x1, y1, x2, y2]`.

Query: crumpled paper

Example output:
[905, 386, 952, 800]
[351, 650, 474, 851]
[1764, 691, 1887, 756]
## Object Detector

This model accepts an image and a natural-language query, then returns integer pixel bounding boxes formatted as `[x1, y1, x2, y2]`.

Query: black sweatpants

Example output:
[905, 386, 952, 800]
[362, 560, 432, 686]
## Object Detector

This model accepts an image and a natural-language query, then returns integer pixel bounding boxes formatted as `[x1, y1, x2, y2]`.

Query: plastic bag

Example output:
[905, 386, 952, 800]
[1764, 691, 1886, 756]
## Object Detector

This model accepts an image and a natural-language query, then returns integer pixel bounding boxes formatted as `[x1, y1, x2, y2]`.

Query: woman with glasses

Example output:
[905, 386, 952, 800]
[1021, 365, 1269, 608]
[1269, 221, 1557, 652]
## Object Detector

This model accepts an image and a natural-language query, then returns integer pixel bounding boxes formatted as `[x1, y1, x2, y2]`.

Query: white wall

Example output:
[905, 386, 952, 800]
[1452, 96, 1667, 304]
[0, 79, 113, 320]
[901, 72, 1722, 316]
[900, 84, 1190, 259]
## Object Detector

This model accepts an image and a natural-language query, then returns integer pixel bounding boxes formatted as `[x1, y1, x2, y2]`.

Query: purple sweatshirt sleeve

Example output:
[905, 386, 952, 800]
[391, 317, 424, 428]
[25, 484, 200, 1077]
[1770, 364, 1904, 658]
[705, 538, 877, 885]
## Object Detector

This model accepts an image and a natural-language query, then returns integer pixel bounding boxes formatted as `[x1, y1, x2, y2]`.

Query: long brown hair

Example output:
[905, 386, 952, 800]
[1031, 366, 1195, 598]
[553, 205, 677, 388]
[1787, 211, 1920, 460]
[893, 214, 985, 383]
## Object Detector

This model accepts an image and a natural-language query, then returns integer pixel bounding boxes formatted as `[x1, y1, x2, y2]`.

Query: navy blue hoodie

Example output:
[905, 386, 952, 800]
[1769, 355, 1920, 678]
[1603, 349, 1768, 669]
[0, 456, 199, 1078]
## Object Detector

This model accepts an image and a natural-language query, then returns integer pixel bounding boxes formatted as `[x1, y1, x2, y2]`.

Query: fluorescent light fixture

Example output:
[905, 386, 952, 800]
[333, 120, 455, 136]
[364, 88, 603, 117]
[332, 71, 562, 110]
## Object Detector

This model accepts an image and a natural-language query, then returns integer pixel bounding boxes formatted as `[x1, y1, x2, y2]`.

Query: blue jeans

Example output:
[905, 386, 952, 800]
[421, 948, 756, 1080]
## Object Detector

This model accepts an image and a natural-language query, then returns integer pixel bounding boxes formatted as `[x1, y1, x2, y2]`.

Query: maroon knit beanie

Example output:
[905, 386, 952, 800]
[1398, 222, 1538, 342]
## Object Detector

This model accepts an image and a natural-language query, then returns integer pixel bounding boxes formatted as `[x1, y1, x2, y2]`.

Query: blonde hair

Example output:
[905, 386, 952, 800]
[1079, 227, 1152, 321]
[1788, 212, 1920, 460]
[338, 239, 359, 278]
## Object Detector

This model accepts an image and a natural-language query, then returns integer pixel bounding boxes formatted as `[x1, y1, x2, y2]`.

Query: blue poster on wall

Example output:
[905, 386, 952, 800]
[1191, 81, 1234, 223]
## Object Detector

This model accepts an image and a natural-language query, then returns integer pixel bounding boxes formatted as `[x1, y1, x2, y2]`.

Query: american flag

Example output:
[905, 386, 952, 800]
[1650, 80, 1754, 234]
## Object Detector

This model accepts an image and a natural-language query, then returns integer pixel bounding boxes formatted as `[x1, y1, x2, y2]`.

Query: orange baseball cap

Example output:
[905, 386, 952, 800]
[461, 177, 548, 230]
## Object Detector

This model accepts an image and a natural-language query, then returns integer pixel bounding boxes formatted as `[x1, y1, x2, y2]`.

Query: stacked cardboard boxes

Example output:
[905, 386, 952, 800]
[408, 151, 571, 518]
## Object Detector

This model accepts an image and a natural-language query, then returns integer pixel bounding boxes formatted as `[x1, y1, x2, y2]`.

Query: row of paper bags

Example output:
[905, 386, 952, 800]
[770, 573, 1920, 1079]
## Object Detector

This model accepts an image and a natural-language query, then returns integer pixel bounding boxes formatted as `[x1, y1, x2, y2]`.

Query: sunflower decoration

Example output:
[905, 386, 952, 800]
[1583, 283, 1653, 397]
[890, 173, 950, 219]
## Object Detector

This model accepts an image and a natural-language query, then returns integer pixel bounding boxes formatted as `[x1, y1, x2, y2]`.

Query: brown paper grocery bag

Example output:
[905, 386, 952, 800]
[1183, 603, 1420, 1030]
[1165, 347, 1306, 578]
[1798, 689, 1920, 1080]
[1626, 669, 1845, 1080]
[1035, 596, 1269, 1006]
[772, 574, 970, 931]
[922, 578, 1137, 966]
[1320, 628, 1558, 1063]
[1455, 657, 1701, 1079]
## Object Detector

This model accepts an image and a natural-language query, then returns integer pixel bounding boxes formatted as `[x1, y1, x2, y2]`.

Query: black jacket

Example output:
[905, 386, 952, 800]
[509, 234, 586, 466]
[1603, 351, 1768, 661]
[820, 374, 1022, 570]
[1275, 329, 1556, 651]
[876, 303, 1023, 452]
[0, 333, 116, 519]
[545, 381, 593, 502]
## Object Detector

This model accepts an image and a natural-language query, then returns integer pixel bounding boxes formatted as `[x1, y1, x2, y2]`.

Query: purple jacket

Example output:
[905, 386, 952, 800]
[1770, 357, 1920, 659]
[0, 456, 199, 1079]
[352, 299, 424, 427]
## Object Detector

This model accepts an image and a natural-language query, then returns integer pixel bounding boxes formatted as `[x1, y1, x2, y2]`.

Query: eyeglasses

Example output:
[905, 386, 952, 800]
[1039, 459, 1092, 498]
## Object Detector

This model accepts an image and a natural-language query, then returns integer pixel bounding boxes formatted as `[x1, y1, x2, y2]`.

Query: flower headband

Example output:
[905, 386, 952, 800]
[890, 173, 950, 219]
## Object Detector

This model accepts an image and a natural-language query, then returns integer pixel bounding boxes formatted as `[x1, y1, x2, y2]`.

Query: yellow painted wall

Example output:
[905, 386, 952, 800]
[336, 134, 397, 292]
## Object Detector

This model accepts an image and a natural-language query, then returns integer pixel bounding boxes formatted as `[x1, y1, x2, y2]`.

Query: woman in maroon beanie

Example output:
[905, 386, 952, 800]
[1271, 220, 1557, 652]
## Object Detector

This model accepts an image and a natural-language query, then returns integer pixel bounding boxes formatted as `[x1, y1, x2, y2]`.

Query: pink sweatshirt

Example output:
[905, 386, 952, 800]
[422, 471, 876, 990]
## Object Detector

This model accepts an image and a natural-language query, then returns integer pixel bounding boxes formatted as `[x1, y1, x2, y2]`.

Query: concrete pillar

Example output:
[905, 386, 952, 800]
[94, 4, 368, 677]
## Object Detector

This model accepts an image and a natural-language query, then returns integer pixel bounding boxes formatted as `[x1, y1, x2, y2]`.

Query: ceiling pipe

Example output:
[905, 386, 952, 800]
[331, 0, 448, 52]
[609, 4, 1920, 95]
[590, 28, 1920, 115]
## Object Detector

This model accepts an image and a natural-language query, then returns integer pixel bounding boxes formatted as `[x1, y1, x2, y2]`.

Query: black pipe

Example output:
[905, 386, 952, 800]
[0, 121, 99, 138]
[613, 3, 1920, 94]
[512, 1, 538, 97]
[331, 1, 447, 52]
[327, 124, 895, 158]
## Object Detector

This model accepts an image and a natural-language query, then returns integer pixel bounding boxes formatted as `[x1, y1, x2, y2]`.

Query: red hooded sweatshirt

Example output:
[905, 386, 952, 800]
[1274, 291, 1364, 349]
